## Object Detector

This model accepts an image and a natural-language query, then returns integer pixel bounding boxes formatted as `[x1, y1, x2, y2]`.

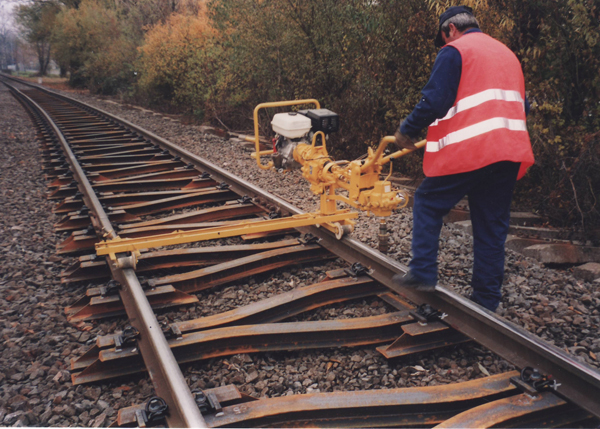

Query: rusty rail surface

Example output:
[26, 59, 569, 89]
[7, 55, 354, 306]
[117, 372, 593, 428]
[2, 74, 600, 427]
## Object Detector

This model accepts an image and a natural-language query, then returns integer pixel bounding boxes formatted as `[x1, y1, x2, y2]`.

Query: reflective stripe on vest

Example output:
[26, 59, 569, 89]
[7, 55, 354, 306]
[423, 33, 534, 178]
[430, 88, 524, 127]
[427, 117, 527, 152]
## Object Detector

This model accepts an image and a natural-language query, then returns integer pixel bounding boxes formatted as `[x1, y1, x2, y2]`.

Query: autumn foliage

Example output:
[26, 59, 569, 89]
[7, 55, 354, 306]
[51, 1, 137, 92]
[136, 10, 218, 117]
[41, 0, 600, 231]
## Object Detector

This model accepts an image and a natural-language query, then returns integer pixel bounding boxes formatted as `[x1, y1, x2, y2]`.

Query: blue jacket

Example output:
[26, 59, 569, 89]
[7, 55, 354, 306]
[400, 29, 529, 138]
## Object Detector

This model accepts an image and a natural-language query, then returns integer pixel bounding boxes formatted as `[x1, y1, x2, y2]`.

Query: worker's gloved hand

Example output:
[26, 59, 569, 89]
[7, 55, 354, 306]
[394, 130, 417, 150]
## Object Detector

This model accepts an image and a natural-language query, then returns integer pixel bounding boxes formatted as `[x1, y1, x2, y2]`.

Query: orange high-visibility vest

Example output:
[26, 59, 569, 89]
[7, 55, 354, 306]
[424, 32, 534, 179]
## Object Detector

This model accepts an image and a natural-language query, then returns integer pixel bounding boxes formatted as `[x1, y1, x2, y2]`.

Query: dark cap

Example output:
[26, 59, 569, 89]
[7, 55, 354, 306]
[434, 5, 474, 48]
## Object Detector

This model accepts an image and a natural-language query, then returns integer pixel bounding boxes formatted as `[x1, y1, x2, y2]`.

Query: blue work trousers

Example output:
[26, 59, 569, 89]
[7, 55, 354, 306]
[410, 161, 520, 311]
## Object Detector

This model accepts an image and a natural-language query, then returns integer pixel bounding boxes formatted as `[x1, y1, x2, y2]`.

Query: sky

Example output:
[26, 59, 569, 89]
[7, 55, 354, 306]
[0, 0, 28, 31]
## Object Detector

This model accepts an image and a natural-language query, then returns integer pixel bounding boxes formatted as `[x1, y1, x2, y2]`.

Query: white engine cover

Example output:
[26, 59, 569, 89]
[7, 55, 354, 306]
[271, 112, 311, 139]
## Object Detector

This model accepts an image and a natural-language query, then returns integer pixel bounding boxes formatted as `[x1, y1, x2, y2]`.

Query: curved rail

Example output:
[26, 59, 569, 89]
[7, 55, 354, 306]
[1, 78, 208, 429]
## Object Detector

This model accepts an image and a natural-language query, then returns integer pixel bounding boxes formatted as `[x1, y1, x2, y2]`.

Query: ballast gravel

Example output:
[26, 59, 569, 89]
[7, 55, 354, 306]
[0, 82, 598, 427]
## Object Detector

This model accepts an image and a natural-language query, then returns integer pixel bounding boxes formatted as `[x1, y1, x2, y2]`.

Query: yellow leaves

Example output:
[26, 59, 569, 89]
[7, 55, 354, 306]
[427, 0, 489, 16]
[138, 12, 216, 89]
[134, 6, 225, 109]
[498, 16, 515, 31]
[538, 102, 563, 115]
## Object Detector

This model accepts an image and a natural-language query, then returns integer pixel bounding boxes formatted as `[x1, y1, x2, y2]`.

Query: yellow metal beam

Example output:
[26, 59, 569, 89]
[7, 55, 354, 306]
[96, 211, 357, 259]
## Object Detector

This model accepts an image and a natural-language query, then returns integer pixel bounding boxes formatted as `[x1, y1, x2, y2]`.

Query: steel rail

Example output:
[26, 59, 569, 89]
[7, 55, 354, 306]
[116, 373, 591, 428]
[3, 74, 600, 418]
[201, 371, 523, 428]
[71, 311, 416, 384]
[1, 78, 207, 428]
[79, 276, 381, 358]
[435, 391, 569, 428]
[60, 239, 303, 284]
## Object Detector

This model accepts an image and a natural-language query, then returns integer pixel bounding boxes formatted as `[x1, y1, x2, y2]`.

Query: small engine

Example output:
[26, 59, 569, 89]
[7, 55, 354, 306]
[271, 109, 339, 171]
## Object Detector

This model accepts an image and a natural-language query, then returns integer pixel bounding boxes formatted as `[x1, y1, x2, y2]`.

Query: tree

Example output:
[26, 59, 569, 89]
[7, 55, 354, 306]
[16, 1, 61, 75]
[203, 0, 438, 159]
[135, 6, 217, 113]
[0, 6, 17, 69]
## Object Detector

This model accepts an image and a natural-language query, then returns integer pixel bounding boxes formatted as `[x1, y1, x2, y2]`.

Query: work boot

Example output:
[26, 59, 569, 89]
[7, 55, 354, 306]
[468, 293, 498, 312]
[392, 271, 437, 292]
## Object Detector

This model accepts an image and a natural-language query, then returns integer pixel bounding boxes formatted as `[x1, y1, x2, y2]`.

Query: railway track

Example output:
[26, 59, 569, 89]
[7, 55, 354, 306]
[2, 74, 600, 428]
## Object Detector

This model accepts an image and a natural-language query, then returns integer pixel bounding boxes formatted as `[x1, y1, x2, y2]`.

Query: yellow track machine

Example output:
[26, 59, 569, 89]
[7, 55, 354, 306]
[96, 99, 424, 261]
[247, 99, 425, 240]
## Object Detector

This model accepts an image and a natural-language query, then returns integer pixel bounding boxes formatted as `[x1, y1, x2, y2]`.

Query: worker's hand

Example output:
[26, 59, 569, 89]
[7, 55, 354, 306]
[394, 130, 418, 150]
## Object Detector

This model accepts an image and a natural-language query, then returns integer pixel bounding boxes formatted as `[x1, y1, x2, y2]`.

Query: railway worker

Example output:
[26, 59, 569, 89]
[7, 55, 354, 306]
[393, 5, 535, 312]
